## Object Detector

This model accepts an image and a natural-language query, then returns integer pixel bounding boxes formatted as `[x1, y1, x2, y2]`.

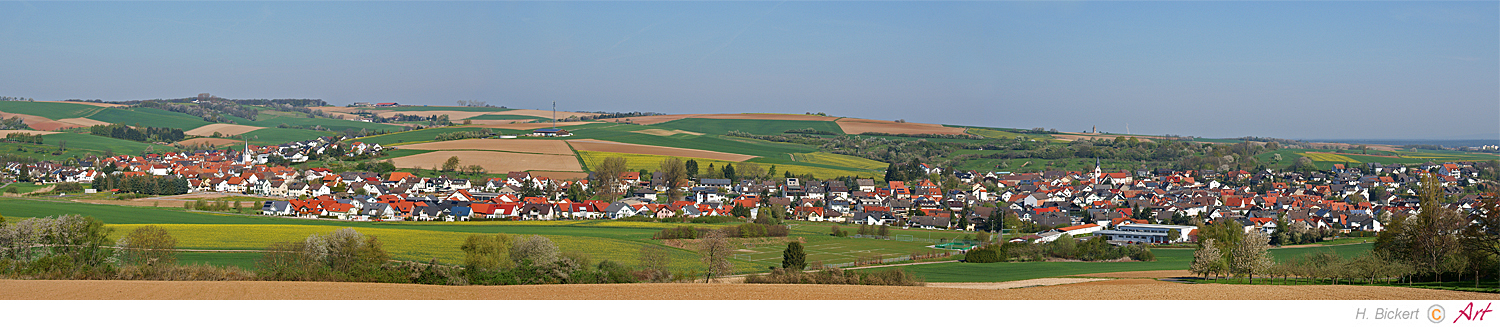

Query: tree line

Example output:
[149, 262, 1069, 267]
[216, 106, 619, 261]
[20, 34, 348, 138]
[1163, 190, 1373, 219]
[3, 133, 43, 144]
[90, 174, 190, 195]
[89, 124, 185, 143]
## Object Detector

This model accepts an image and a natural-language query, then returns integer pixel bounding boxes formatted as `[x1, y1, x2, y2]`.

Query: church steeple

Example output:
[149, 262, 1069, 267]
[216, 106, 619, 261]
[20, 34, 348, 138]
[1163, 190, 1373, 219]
[1093, 158, 1102, 183]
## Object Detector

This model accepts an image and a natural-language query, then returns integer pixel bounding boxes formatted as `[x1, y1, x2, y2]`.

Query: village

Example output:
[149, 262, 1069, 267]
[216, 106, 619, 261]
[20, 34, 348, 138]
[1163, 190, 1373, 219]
[5, 134, 1493, 246]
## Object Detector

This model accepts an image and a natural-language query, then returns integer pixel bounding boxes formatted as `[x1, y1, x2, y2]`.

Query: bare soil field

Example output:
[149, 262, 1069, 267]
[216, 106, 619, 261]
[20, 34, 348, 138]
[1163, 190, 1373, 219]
[398, 139, 574, 155]
[568, 139, 757, 161]
[0, 129, 59, 135]
[184, 124, 266, 137]
[836, 118, 967, 135]
[44, 101, 128, 107]
[473, 121, 597, 130]
[56, 117, 110, 127]
[3, 279, 1493, 300]
[389, 150, 582, 173]
[605, 113, 839, 125]
[633, 129, 704, 136]
[176, 138, 242, 147]
[0, 111, 83, 131]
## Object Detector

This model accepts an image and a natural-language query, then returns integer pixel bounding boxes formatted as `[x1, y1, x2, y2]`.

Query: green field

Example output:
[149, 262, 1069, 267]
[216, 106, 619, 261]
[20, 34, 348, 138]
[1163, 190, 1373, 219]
[1, 182, 53, 194]
[577, 151, 879, 180]
[0, 101, 108, 119]
[352, 127, 492, 145]
[238, 111, 403, 133]
[1254, 149, 1500, 170]
[239, 128, 337, 145]
[652, 118, 845, 136]
[567, 123, 825, 159]
[868, 243, 1374, 282]
[0, 197, 764, 272]
[176, 251, 263, 270]
[0, 132, 177, 159]
[86, 107, 212, 130]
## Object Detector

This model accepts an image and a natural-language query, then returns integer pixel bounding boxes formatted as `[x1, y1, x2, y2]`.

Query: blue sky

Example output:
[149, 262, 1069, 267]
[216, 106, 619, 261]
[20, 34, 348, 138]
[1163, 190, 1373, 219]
[0, 1, 1494, 140]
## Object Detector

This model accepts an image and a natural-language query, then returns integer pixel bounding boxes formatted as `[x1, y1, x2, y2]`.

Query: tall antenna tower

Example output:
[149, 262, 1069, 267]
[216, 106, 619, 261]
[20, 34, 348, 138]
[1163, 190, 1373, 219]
[552, 101, 557, 128]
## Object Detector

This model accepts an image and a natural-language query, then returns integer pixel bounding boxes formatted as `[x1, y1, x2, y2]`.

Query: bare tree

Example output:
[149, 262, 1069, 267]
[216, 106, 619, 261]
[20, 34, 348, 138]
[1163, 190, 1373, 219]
[737, 162, 764, 181]
[637, 245, 672, 282]
[660, 158, 688, 201]
[594, 157, 627, 201]
[698, 229, 733, 283]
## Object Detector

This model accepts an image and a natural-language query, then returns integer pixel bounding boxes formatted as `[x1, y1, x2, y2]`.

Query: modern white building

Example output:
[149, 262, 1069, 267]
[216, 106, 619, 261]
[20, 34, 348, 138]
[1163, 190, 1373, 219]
[1093, 224, 1197, 244]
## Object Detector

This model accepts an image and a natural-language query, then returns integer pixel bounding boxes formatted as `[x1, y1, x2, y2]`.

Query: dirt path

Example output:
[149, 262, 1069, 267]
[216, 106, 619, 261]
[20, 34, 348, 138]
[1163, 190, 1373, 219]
[2, 279, 1493, 300]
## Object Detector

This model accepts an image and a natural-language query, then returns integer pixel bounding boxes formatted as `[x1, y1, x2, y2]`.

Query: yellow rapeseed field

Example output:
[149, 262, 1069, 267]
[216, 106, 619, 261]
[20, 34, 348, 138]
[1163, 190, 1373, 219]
[1300, 152, 1358, 163]
[792, 152, 888, 170]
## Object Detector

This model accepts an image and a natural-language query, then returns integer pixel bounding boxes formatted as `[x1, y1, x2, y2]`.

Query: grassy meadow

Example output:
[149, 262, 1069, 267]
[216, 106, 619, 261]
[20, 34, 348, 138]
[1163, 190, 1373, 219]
[651, 118, 845, 136]
[86, 107, 212, 130]
[0, 101, 109, 119]
[868, 243, 1375, 282]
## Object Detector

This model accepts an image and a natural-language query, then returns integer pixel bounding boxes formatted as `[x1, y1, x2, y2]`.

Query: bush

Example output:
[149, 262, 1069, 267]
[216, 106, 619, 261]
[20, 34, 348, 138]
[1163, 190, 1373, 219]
[653, 226, 699, 239]
[964, 244, 1004, 263]
[689, 216, 736, 224]
[744, 267, 924, 286]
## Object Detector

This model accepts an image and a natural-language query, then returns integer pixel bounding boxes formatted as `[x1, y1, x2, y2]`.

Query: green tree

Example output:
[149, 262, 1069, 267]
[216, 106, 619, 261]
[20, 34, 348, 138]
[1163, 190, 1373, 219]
[685, 159, 699, 178]
[722, 163, 736, 182]
[443, 156, 461, 172]
[461, 234, 514, 271]
[782, 241, 806, 270]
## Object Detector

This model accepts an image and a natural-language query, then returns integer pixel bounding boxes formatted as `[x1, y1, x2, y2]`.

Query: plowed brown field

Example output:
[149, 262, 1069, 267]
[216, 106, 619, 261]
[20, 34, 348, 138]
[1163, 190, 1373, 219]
[836, 118, 967, 135]
[56, 117, 110, 127]
[389, 150, 582, 173]
[398, 139, 574, 155]
[0, 130, 58, 135]
[1, 279, 1492, 300]
[185, 124, 266, 137]
[0, 111, 82, 131]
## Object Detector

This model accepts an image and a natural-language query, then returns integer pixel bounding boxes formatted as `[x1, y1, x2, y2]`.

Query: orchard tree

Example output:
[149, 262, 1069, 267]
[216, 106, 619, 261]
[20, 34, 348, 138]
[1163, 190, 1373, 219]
[1232, 229, 1274, 284]
[1191, 239, 1224, 279]
[699, 229, 733, 283]
[443, 156, 461, 172]
[461, 233, 514, 271]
